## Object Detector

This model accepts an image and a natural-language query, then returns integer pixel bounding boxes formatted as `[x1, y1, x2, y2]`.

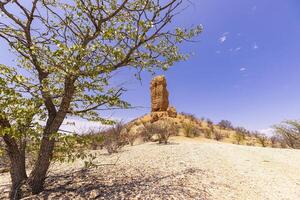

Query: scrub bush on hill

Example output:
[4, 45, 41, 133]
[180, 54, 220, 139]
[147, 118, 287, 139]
[144, 120, 178, 144]
[183, 122, 201, 138]
[218, 120, 233, 130]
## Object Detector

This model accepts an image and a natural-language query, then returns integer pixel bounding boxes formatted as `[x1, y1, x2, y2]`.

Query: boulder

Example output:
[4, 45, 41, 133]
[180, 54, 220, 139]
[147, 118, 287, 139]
[151, 112, 169, 122]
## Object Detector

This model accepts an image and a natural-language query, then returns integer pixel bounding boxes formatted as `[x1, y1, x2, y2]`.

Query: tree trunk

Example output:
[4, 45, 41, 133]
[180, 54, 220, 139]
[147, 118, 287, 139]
[27, 137, 55, 194]
[28, 76, 75, 194]
[9, 151, 27, 200]
[1, 116, 27, 199]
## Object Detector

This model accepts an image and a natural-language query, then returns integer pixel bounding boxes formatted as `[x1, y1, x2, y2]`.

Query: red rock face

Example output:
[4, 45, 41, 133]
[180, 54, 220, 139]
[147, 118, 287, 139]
[150, 76, 169, 112]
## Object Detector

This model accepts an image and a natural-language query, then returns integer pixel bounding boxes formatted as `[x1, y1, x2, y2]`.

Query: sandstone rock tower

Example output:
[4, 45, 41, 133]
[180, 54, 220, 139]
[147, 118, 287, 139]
[151, 75, 169, 112]
[150, 75, 177, 121]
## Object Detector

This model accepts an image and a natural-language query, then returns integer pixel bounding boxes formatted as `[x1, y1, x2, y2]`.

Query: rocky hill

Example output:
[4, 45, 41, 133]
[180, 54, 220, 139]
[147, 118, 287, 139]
[123, 76, 280, 148]
[0, 76, 292, 199]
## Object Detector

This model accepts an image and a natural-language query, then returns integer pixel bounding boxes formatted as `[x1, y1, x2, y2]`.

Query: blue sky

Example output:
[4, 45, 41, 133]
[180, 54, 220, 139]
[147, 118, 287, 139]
[112, 0, 300, 132]
[1, 0, 300, 133]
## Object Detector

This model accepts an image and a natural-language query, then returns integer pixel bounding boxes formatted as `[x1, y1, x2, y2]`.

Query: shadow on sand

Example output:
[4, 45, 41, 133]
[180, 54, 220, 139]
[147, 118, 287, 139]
[21, 167, 210, 200]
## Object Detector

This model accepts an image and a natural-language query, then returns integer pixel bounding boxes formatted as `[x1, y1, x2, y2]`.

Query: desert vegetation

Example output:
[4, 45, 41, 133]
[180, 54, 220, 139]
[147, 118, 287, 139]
[234, 131, 245, 145]
[182, 122, 200, 138]
[274, 120, 300, 149]
[102, 122, 127, 154]
[214, 131, 224, 141]
[0, 0, 202, 199]
[0, 1, 298, 200]
[143, 120, 178, 144]
[218, 120, 233, 130]
[124, 113, 290, 150]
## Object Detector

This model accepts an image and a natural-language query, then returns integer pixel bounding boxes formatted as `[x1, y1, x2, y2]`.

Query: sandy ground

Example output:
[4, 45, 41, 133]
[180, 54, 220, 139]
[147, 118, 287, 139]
[1, 137, 300, 200]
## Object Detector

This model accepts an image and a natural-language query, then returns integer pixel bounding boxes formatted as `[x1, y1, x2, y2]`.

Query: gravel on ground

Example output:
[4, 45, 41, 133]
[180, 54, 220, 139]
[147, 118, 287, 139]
[1, 137, 300, 200]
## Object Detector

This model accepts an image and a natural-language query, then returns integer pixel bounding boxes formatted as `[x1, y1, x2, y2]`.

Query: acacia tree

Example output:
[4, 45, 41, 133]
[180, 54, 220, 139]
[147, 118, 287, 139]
[274, 120, 300, 149]
[0, 69, 43, 199]
[0, 0, 202, 198]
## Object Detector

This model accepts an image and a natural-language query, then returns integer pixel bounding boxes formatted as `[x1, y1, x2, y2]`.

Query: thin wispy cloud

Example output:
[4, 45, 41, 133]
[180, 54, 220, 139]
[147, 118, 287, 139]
[219, 32, 229, 44]
[253, 43, 259, 50]
[216, 50, 221, 54]
[235, 47, 241, 51]
[259, 128, 275, 136]
[240, 67, 247, 72]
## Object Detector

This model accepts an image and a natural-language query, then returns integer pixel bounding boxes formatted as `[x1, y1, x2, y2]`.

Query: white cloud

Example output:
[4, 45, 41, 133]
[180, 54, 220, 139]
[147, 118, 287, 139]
[59, 118, 111, 134]
[253, 43, 259, 50]
[219, 36, 227, 43]
[259, 128, 275, 136]
[240, 67, 247, 72]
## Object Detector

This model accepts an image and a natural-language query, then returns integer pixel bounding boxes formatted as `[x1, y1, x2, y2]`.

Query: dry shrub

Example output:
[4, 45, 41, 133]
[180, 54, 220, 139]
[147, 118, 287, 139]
[257, 134, 268, 147]
[206, 119, 214, 128]
[103, 122, 127, 154]
[218, 120, 233, 130]
[271, 135, 287, 148]
[223, 131, 230, 138]
[214, 131, 224, 141]
[270, 136, 278, 147]
[182, 122, 200, 138]
[203, 128, 213, 139]
[126, 133, 139, 146]
[235, 132, 245, 145]
[235, 127, 251, 136]
[121, 124, 140, 146]
[246, 142, 254, 146]
[144, 120, 178, 144]
[196, 120, 202, 127]
[180, 112, 198, 123]
[142, 122, 159, 142]
[279, 140, 288, 148]
[83, 130, 105, 150]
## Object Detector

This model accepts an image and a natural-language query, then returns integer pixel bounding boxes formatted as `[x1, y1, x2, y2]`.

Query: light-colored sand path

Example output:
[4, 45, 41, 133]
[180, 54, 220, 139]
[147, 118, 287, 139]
[1, 137, 300, 199]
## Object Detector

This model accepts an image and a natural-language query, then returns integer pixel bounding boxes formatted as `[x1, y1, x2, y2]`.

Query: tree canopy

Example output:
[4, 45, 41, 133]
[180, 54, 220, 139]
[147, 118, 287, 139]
[0, 0, 202, 198]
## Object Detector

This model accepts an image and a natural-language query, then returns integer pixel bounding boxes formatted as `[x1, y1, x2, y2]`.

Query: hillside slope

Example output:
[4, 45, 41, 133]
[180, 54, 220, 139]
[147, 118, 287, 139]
[1, 137, 300, 200]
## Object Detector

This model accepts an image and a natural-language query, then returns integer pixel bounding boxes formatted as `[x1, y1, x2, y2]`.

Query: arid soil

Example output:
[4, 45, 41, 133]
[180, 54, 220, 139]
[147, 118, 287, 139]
[1, 137, 300, 200]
